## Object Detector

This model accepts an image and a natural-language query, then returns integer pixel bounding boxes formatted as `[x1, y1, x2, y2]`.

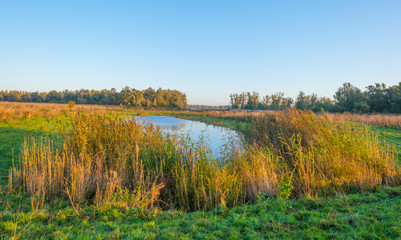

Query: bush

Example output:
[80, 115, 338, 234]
[68, 101, 76, 109]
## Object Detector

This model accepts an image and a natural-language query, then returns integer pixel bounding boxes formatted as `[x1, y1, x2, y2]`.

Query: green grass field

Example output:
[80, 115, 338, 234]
[1, 111, 401, 239]
[1, 186, 400, 239]
[373, 126, 401, 153]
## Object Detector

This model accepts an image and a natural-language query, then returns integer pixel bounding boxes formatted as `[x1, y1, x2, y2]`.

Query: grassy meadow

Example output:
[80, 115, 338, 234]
[1, 102, 401, 239]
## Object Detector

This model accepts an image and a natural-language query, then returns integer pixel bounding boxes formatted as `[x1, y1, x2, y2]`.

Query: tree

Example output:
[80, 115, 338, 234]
[334, 83, 369, 112]
[245, 92, 259, 110]
[262, 95, 271, 109]
[271, 92, 284, 110]
[239, 92, 247, 109]
[229, 94, 241, 109]
[387, 83, 401, 113]
[295, 91, 308, 110]
[366, 83, 389, 112]
[143, 87, 156, 107]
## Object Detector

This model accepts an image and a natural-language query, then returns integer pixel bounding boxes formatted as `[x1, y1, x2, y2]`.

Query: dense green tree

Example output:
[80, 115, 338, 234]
[229, 93, 241, 109]
[334, 83, 369, 112]
[239, 92, 247, 109]
[262, 95, 271, 109]
[387, 84, 401, 113]
[367, 83, 389, 112]
[143, 88, 156, 107]
[295, 91, 335, 112]
[295, 91, 308, 110]
[230, 91, 294, 110]
[245, 92, 260, 110]
[271, 92, 285, 110]
[0, 87, 187, 109]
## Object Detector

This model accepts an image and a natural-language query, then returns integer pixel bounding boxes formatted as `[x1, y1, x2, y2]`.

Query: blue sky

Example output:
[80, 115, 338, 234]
[0, 1, 400, 105]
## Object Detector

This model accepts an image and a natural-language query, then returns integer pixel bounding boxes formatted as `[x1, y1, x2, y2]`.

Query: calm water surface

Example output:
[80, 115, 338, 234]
[134, 116, 242, 157]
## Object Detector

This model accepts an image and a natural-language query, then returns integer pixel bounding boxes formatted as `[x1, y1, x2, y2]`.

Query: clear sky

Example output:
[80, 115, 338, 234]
[0, 1, 400, 105]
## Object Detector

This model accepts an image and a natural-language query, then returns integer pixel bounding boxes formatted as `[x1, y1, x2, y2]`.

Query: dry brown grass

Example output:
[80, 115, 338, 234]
[240, 109, 400, 198]
[188, 109, 401, 128]
[239, 147, 280, 201]
[187, 110, 269, 121]
[0, 101, 126, 121]
[327, 113, 401, 128]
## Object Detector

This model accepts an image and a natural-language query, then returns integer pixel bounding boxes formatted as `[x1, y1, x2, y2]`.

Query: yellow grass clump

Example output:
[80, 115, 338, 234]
[241, 108, 400, 198]
[10, 112, 243, 211]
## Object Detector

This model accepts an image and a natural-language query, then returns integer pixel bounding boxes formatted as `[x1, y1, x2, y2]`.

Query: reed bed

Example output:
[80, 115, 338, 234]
[240, 109, 400, 198]
[8, 108, 401, 211]
[9, 112, 243, 211]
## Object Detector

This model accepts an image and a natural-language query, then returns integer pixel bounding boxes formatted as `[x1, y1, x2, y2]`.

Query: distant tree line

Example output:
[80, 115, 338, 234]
[230, 82, 401, 113]
[230, 92, 294, 110]
[189, 105, 230, 110]
[0, 87, 188, 109]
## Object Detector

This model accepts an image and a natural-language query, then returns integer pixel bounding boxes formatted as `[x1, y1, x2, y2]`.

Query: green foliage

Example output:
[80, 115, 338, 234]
[229, 81, 401, 113]
[1, 186, 401, 239]
[278, 176, 293, 201]
[0, 87, 188, 109]
[230, 91, 293, 110]
[120, 87, 187, 109]
[296, 91, 335, 112]
[256, 192, 273, 203]
[334, 82, 369, 112]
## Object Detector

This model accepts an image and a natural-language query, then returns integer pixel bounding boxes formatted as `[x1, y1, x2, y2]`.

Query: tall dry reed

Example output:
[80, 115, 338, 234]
[240, 109, 400, 198]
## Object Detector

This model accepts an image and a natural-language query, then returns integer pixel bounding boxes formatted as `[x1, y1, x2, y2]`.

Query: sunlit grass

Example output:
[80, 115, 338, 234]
[9, 108, 401, 212]
[2, 103, 401, 239]
[239, 108, 400, 198]
[10, 112, 244, 211]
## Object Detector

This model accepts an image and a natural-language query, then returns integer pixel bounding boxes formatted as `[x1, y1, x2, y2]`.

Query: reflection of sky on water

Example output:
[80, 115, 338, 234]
[134, 116, 242, 157]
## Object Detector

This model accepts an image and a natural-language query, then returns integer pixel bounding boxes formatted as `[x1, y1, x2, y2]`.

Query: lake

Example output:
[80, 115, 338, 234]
[133, 116, 242, 157]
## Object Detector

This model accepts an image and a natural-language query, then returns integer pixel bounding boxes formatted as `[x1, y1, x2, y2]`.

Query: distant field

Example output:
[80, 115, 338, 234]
[1, 102, 401, 239]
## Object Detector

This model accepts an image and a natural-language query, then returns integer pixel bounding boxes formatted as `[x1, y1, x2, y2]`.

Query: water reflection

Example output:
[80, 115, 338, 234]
[133, 116, 242, 157]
